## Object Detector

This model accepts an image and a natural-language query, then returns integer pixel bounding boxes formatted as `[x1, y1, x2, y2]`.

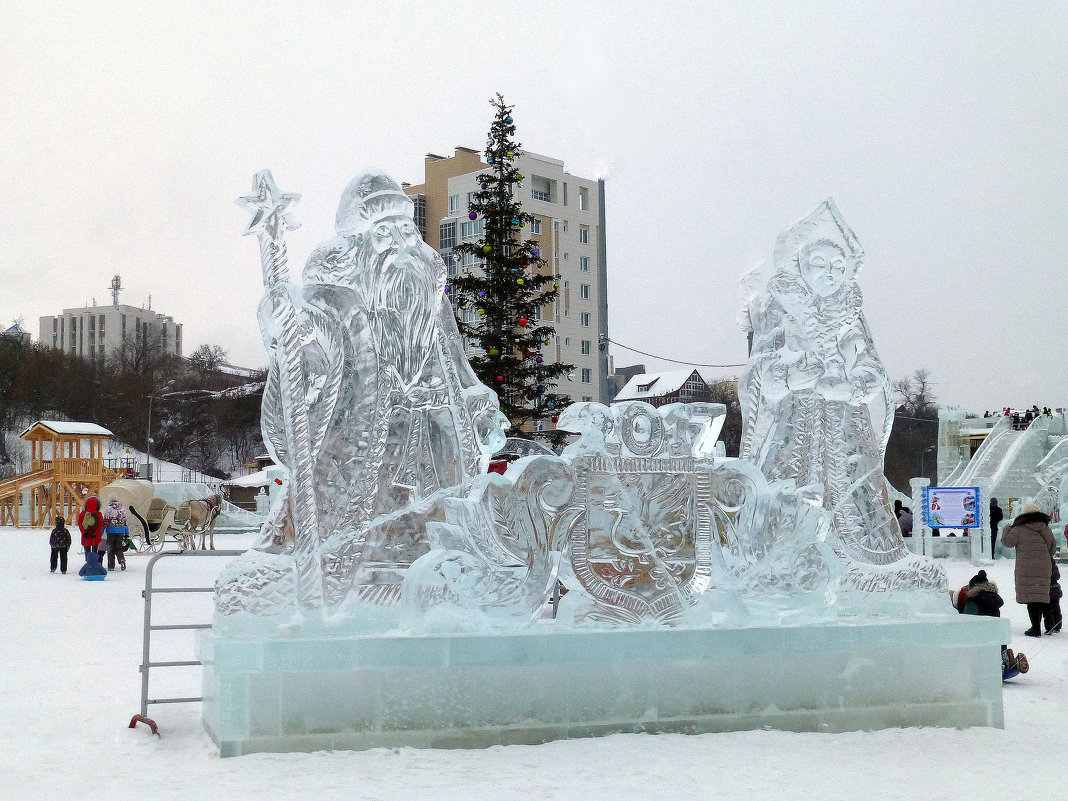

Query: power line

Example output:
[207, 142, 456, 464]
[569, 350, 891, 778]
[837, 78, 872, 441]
[607, 338, 746, 369]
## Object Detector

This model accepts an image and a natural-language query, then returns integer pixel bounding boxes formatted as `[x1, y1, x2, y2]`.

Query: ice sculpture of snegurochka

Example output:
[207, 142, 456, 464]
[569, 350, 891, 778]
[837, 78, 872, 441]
[739, 199, 946, 594]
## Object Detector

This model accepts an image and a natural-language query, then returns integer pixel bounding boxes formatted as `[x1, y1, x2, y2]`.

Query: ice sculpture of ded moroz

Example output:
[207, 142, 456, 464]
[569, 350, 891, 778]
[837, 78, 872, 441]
[219, 169, 507, 618]
[739, 199, 945, 594]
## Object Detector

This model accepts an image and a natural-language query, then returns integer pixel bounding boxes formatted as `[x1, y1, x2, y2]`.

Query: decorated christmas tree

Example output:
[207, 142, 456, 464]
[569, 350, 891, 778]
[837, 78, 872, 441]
[450, 94, 572, 447]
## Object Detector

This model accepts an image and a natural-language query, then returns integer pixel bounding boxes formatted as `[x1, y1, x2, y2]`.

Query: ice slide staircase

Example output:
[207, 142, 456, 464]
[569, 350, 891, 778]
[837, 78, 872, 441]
[946, 414, 1048, 491]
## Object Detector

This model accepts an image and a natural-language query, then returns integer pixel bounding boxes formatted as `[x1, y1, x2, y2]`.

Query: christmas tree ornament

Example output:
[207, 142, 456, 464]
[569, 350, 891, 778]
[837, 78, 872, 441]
[511, 217, 519, 225]
[536, 356, 543, 363]
[469, 212, 477, 220]
[518, 317, 528, 326]
[480, 182, 487, 190]
[496, 375, 504, 382]
[547, 401, 555, 409]
[489, 348, 499, 356]
[507, 151, 514, 158]
[487, 155, 495, 163]
[444, 285, 451, 293]
[551, 416, 559, 423]
[478, 308, 485, 315]
[482, 245, 491, 253]
[517, 278, 524, 285]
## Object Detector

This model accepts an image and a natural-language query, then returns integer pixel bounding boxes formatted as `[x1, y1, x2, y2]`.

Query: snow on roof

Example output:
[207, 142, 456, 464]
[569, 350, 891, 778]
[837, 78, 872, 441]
[20, 420, 114, 438]
[224, 467, 281, 487]
[614, 368, 737, 402]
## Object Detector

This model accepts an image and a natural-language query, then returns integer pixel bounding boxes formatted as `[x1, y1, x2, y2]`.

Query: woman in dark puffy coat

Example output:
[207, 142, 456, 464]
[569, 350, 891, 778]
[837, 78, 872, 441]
[1001, 504, 1057, 636]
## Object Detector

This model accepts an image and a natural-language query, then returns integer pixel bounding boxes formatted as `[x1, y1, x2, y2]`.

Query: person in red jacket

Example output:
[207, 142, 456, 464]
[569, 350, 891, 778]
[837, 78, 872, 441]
[77, 495, 104, 558]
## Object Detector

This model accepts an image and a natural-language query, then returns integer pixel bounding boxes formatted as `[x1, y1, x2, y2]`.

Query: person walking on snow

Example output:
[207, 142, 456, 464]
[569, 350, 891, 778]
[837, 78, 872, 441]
[1001, 503, 1057, 636]
[49, 516, 72, 573]
[102, 496, 128, 571]
[989, 497, 1004, 558]
[77, 496, 104, 559]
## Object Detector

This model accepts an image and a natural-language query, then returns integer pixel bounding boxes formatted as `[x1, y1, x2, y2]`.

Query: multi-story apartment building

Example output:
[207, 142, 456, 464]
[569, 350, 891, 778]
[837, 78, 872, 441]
[39, 276, 182, 362]
[403, 147, 611, 418]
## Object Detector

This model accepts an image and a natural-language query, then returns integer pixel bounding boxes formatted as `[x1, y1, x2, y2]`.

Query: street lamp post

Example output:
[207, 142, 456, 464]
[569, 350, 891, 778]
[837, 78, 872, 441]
[919, 445, 937, 482]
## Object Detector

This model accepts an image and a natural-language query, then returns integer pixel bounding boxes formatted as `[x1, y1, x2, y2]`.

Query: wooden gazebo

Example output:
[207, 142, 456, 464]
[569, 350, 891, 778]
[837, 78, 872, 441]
[0, 420, 118, 527]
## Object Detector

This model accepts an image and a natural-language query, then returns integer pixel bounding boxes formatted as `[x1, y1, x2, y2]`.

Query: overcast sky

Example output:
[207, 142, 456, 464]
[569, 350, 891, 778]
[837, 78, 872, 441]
[1, 1, 1064, 413]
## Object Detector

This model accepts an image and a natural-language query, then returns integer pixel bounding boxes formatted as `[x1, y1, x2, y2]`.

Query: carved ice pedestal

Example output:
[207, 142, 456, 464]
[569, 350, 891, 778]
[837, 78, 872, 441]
[200, 616, 1007, 757]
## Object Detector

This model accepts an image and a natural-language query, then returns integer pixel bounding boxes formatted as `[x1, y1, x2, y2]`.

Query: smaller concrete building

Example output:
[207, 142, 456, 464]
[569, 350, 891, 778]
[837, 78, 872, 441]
[39, 275, 182, 362]
[613, 368, 738, 408]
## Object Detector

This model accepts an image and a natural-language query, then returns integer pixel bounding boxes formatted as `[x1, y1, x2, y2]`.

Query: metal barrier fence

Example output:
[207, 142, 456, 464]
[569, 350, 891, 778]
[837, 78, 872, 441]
[132, 549, 243, 735]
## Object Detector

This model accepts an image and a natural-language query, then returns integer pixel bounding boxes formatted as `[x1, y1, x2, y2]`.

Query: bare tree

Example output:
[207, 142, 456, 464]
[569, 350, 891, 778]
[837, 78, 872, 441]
[188, 344, 229, 373]
[893, 369, 936, 416]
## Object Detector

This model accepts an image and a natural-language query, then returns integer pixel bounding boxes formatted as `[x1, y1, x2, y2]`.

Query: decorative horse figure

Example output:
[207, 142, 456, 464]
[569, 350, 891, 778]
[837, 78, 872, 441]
[180, 493, 223, 550]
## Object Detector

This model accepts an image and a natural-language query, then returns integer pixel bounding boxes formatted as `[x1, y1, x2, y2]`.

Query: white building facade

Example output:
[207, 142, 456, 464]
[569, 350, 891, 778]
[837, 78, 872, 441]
[39, 303, 182, 362]
[405, 148, 611, 412]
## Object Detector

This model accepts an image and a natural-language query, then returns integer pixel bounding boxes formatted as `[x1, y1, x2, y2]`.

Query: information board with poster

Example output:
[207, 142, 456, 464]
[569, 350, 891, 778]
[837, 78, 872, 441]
[922, 486, 981, 529]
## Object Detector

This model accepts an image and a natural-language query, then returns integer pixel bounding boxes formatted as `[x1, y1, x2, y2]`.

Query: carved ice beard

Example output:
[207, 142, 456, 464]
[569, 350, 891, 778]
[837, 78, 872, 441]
[357, 237, 444, 388]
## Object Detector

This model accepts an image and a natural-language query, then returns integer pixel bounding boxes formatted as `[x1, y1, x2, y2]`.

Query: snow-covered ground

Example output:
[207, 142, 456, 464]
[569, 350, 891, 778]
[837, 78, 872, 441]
[2, 528, 1065, 800]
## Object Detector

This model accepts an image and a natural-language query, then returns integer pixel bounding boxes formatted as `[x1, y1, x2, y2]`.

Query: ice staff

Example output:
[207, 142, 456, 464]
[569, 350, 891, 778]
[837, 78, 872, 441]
[237, 170, 323, 612]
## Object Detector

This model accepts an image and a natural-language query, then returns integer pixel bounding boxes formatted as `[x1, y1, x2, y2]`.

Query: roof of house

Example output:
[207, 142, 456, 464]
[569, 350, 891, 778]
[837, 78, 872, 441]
[613, 368, 737, 402]
[20, 420, 114, 438]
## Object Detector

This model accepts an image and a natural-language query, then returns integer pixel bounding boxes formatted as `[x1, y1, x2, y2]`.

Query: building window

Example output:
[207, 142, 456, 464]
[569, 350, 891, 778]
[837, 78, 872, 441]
[467, 192, 477, 208]
[443, 253, 458, 278]
[581, 368, 591, 383]
[580, 312, 591, 327]
[563, 252, 568, 260]
[579, 226, 590, 245]
[564, 337, 571, 346]
[531, 175, 553, 202]
[581, 340, 591, 355]
[410, 194, 426, 238]
[562, 221, 568, 233]
[530, 218, 542, 234]
[460, 219, 484, 239]
[579, 186, 589, 211]
[580, 284, 590, 300]
[580, 256, 590, 272]
[439, 221, 456, 249]
[448, 195, 460, 214]
[582, 396, 592, 402]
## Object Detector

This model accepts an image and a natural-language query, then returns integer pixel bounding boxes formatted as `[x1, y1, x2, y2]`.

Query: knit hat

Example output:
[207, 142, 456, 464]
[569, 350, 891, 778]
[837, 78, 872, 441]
[968, 570, 988, 587]
[1022, 503, 1041, 515]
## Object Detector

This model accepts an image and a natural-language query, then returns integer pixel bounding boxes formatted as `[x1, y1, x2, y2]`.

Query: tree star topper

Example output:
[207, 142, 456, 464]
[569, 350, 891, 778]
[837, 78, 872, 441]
[237, 169, 301, 241]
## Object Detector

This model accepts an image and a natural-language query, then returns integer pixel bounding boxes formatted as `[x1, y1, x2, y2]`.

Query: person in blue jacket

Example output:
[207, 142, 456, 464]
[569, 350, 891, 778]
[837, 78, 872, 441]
[102, 496, 128, 571]
[78, 550, 107, 580]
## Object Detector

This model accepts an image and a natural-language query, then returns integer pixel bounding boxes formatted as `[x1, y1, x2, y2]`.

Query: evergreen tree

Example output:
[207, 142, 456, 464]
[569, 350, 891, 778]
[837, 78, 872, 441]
[450, 94, 572, 447]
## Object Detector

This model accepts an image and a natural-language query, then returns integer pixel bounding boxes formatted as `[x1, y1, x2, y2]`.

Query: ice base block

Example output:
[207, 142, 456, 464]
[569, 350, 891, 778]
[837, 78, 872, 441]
[199, 616, 1008, 757]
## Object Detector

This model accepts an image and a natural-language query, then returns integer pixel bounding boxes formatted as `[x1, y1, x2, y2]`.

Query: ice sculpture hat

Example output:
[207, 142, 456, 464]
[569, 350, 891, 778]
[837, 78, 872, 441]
[335, 169, 415, 237]
[773, 198, 864, 279]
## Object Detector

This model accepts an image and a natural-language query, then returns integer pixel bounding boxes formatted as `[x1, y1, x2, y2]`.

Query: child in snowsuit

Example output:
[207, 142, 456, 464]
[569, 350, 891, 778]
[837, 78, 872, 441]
[956, 570, 1029, 679]
[77, 496, 104, 558]
[1045, 561, 1062, 634]
[78, 549, 107, 580]
[49, 516, 72, 573]
[102, 497, 128, 571]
